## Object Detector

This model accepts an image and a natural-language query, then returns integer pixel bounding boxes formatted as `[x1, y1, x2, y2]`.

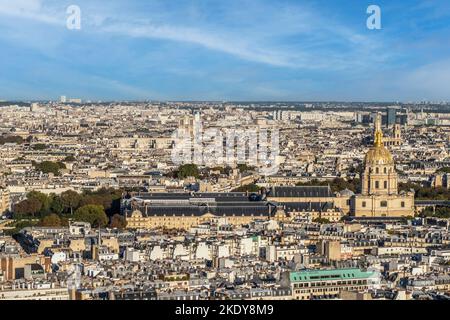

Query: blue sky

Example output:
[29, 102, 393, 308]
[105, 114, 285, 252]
[0, 0, 449, 101]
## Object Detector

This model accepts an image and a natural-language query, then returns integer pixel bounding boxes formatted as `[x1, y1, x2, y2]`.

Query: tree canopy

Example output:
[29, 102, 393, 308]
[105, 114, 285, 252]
[296, 178, 361, 193]
[232, 184, 261, 192]
[437, 167, 450, 174]
[399, 182, 450, 200]
[313, 218, 331, 224]
[64, 155, 76, 162]
[32, 143, 48, 150]
[110, 214, 127, 229]
[74, 205, 108, 228]
[13, 188, 123, 222]
[176, 164, 200, 179]
[14, 198, 42, 217]
[33, 161, 66, 175]
[40, 214, 62, 227]
[0, 135, 23, 145]
[420, 206, 450, 219]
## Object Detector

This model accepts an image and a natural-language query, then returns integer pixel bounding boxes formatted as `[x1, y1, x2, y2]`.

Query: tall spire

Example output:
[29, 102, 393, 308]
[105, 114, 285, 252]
[374, 113, 383, 147]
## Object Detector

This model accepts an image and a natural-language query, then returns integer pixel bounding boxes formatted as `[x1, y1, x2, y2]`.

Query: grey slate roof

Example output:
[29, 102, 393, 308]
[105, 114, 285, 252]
[269, 186, 333, 198]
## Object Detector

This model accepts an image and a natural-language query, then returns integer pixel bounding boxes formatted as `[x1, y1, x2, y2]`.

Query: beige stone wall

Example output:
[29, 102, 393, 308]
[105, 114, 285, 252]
[292, 281, 369, 300]
[126, 213, 267, 230]
[0, 189, 10, 214]
[0, 255, 50, 280]
[37, 239, 54, 254]
[69, 239, 86, 252]
[352, 194, 415, 217]
[334, 196, 351, 214]
[102, 238, 119, 253]
[290, 210, 343, 222]
[362, 165, 398, 196]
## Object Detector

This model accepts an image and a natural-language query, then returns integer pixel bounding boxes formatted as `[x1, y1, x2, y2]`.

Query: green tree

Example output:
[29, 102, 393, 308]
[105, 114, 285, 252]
[420, 206, 450, 219]
[232, 184, 261, 192]
[0, 135, 23, 145]
[27, 191, 51, 215]
[74, 205, 108, 227]
[14, 198, 42, 217]
[33, 161, 65, 175]
[176, 164, 200, 179]
[80, 188, 122, 215]
[40, 214, 62, 227]
[64, 155, 76, 162]
[32, 143, 48, 150]
[295, 178, 361, 194]
[313, 218, 331, 224]
[49, 195, 64, 215]
[61, 190, 82, 214]
[110, 214, 127, 229]
[237, 164, 255, 173]
[399, 182, 450, 200]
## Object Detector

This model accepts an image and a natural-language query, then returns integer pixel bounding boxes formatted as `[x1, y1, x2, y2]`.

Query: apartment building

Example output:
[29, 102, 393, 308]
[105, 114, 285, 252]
[280, 268, 380, 300]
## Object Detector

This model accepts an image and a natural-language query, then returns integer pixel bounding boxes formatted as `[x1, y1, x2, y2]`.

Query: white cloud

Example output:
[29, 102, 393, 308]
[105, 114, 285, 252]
[0, 0, 390, 70]
[100, 22, 296, 67]
[0, 0, 62, 25]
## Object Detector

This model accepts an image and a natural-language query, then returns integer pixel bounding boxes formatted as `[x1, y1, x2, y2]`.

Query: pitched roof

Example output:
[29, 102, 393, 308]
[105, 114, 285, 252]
[269, 186, 334, 198]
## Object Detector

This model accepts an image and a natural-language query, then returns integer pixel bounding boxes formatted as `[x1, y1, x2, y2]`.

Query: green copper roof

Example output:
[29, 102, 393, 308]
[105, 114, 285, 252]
[290, 268, 375, 283]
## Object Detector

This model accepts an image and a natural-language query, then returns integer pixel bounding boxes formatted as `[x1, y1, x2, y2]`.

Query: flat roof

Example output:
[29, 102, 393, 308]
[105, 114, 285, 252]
[290, 268, 375, 282]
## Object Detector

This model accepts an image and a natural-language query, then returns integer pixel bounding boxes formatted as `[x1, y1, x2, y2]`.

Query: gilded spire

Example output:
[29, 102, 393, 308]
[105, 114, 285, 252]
[374, 113, 383, 147]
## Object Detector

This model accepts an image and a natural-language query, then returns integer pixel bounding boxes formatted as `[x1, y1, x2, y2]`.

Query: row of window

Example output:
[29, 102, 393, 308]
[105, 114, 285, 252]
[294, 285, 367, 295]
[361, 201, 405, 208]
[374, 180, 389, 189]
[293, 279, 367, 288]
[372, 167, 392, 174]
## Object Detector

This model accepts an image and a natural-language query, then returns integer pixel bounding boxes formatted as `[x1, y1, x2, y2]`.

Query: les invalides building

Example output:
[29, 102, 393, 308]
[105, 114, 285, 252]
[351, 114, 415, 218]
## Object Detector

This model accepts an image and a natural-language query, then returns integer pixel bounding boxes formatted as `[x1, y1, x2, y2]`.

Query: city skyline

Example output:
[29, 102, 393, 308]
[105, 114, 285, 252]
[1, 0, 450, 101]
[1, 102, 450, 302]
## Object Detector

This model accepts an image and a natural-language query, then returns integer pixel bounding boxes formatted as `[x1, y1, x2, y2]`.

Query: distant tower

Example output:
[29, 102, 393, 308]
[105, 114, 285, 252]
[386, 107, 397, 127]
[60, 96, 67, 103]
[394, 124, 401, 140]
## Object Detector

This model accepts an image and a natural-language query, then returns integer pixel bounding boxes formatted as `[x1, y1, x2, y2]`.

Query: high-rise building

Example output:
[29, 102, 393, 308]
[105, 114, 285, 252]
[386, 107, 397, 126]
[60, 96, 67, 103]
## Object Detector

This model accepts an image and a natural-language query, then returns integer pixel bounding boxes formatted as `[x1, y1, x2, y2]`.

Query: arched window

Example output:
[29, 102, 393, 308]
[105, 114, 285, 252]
[384, 167, 387, 174]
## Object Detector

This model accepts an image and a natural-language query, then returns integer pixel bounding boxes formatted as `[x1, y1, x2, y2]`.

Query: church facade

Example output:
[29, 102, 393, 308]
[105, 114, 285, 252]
[350, 114, 415, 218]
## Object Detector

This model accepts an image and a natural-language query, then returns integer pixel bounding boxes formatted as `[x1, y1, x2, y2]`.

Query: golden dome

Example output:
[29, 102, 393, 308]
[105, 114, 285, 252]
[364, 145, 394, 165]
[364, 113, 394, 166]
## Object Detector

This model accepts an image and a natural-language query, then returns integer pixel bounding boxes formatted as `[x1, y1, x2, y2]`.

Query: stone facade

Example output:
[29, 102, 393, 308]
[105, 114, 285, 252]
[351, 114, 414, 218]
